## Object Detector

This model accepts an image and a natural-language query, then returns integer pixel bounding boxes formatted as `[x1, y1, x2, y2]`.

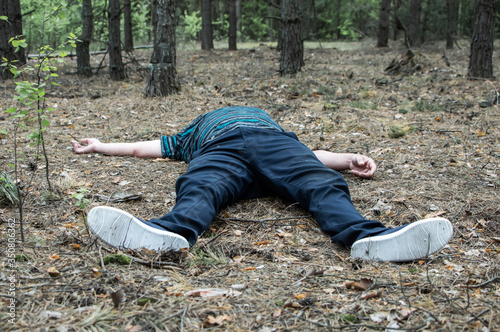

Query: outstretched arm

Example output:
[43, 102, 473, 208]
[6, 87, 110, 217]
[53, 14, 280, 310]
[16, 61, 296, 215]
[313, 150, 377, 178]
[71, 138, 162, 158]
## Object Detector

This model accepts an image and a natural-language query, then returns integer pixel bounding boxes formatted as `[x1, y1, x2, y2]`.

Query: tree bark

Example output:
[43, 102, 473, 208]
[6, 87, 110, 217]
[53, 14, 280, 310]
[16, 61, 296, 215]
[336, 0, 342, 40]
[0, 0, 26, 80]
[123, 0, 134, 52]
[467, 0, 495, 79]
[108, 0, 126, 80]
[145, 0, 180, 96]
[228, 0, 237, 50]
[446, 0, 459, 49]
[377, 0, 392, 47]
[408, 0, 423, 47]
[391, 0, 401, 40]
[236, 0, 241, 36]
[201, 0, 214, 50]
[279, 0, 303, 76]
[152, 0, 158, 44]
[76, 0, 93, 77]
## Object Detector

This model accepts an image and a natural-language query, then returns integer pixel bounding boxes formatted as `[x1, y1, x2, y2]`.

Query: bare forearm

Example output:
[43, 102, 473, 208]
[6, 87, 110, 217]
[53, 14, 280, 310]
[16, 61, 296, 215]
[72, 139, 162, 158]
[313, 150, 377, 178]
[313, 150, 353, 171]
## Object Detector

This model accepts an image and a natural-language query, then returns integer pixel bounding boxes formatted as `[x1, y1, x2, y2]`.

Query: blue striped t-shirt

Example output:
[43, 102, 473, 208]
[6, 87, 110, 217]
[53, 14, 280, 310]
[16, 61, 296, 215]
[160, 106, 284, 162]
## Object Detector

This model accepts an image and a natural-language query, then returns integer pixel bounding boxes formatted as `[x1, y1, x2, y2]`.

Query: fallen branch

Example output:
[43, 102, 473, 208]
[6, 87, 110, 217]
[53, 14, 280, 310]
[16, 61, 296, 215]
[463, 276, 499, 288]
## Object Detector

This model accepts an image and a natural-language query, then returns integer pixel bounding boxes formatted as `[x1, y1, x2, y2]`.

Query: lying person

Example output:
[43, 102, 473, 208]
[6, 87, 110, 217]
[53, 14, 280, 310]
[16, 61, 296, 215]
[72, 106, 453, 262]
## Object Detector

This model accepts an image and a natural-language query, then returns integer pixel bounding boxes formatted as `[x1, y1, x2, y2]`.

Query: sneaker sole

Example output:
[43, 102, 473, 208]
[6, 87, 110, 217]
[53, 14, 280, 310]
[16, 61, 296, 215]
[87, 206, 189, 251]
[350, 217, 453, 262]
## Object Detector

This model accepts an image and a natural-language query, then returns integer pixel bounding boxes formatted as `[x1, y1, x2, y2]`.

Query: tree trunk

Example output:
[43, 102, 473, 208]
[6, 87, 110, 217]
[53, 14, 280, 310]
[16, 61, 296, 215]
[201, 0, 214, 50]
[123, 0, 134, 52]
[467, 0, 495, 79]
[408, 0, 423, 47]
[228, 0, 237, 50]
[152, 0, 158, 44]
[236, 0, 241, 37]
[76, 0, 93, 77]
[336, 0, 342, 40]
[280, 0, 303, 76]
[0, 0, 26, 80]
[269, 2, 274, 42]
[145, 0, 180, 96]
[446, 0, 459, 49]
[377, 0, 392, 47]
[108, 0, 126, 80]
[391, 0, 401, 40]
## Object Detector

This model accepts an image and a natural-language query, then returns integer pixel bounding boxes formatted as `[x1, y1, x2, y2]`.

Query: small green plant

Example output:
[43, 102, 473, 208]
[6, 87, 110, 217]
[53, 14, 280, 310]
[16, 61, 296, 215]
[0, 172, 20, 206]
[72, 188, 90, 210]
[188, 246, 228, 267]
[102, 254, 132, 266]
[14, 254, 30, 262]
[338, 313, 359, 323]
[412, 100, 444, 112]
[1, 5, 77, 242]
[387, 123, 415, 138]
[349, 100, 376, 110]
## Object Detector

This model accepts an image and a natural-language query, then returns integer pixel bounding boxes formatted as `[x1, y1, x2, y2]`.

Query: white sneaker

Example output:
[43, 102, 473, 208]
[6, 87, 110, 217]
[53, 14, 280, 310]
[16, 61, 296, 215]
[87, 206, 189, 251]
[350, 217, 453, 262]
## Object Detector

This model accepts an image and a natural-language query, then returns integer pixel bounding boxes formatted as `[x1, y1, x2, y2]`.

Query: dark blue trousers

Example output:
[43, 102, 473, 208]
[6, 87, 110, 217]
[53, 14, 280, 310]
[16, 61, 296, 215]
[149, 127, 388, 247]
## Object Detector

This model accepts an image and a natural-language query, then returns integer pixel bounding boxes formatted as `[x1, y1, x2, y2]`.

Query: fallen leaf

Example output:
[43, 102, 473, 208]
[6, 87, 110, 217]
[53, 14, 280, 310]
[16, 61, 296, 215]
[345, 278, 373, 291]
[125, 324, 142, 332]
[369, 313, 386, 323]
[424, 210, 447, 219]
[253, 241, 270, 246]
[360, 289, 383, 300]
[184, 288, 242, 298]
[111, 289, 126, 309]
[205, 314, 232, 326]
[293, 293, 307, 299]
[91, 267, 102, 277]
[283, 300, 302, 308]
[71, 243, 81, 250]
[273, 308, 282, 318]
[232, 255, 245, 263]
[47, 267, 61, 277]
[242, 267, 256, 271]
[50, 254, 61, 260]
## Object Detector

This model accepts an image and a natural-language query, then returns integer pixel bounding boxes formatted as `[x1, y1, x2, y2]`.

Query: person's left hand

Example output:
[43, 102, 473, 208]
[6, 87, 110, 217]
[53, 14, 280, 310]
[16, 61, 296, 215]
[350, 155, 377, 178]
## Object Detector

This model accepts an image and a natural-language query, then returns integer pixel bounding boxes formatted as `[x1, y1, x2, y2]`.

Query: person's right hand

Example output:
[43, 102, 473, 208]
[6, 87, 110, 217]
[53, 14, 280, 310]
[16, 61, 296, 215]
[71, 138, 101, 154]
[349, 155, 377, 178]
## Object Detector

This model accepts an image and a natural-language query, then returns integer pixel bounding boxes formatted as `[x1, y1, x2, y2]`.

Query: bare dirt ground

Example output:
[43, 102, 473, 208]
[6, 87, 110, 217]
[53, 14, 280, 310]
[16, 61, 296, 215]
[0, 41, 499, 331]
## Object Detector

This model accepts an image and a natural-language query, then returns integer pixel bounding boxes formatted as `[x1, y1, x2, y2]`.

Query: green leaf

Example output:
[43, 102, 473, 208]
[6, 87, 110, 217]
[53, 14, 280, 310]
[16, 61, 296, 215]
[5, 107, 17, 114]
[42, 119, 50, 127]
[58, 12, 66, 20]
[38, 88, 46, 98]
[69, 32, 76, 38]
[0, 16, 8, 21]
[50, 73, 59, 77]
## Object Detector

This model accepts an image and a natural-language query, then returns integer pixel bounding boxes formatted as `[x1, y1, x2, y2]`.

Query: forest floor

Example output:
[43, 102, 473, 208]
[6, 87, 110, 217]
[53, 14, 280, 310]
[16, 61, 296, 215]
[0, 41, 499, 331]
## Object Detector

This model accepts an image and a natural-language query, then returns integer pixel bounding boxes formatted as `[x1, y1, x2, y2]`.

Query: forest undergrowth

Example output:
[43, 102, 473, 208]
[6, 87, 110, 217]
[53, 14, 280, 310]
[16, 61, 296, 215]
[0, 42, 498, 331]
